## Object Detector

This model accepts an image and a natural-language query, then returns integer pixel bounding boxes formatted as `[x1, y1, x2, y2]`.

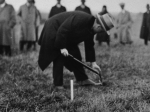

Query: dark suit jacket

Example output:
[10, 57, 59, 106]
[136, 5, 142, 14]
[140, 12, 150, 40]
[75, 6, 91, 14]
[48, 5, 66, 18]
[38, 11, 96, 71]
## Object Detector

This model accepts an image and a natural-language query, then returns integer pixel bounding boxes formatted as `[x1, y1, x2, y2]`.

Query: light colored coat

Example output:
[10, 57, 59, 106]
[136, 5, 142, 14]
[116, 10, 133, 43]
[18, 4, 39, 41]
[0, 4, 16, 46]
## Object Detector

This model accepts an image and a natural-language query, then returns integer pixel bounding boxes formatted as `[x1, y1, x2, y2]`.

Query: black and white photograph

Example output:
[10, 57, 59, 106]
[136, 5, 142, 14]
[0, 0, 150, 111]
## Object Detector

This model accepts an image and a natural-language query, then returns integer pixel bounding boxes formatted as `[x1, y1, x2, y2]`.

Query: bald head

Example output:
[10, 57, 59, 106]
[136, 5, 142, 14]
[119, 3, 125, 10]
[27, 0, 34, 4]
[102, 5, 107, 11]
[81, 0, 85, 5]
[57, 0, 61, 4]
[146, 4, 150, 10]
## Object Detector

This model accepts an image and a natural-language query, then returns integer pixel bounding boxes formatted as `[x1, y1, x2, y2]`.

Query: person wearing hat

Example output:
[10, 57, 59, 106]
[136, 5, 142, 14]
[48, 0, 66, 18]
[75, 0, 91, 14]
[140, 4, 150, 45]
[18, 0, 41, 52]
[0, 0, 16, 56]
[116, 2, 133, 45]
[96, 5, 111, 46]
[38, 11, 114, 90]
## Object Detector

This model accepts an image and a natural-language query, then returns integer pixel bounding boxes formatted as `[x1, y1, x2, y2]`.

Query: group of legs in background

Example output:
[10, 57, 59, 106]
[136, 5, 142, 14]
[19, 26, 39, 52]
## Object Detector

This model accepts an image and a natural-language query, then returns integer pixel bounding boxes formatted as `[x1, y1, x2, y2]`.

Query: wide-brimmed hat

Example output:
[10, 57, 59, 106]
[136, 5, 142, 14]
[96, 13, 114, 35]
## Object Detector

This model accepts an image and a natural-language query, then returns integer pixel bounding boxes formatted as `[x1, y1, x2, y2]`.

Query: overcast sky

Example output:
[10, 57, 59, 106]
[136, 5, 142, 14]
[6, 0, 150, 13]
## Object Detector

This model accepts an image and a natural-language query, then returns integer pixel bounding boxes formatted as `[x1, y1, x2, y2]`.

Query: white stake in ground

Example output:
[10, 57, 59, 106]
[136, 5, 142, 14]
[70, 80, 74, 100]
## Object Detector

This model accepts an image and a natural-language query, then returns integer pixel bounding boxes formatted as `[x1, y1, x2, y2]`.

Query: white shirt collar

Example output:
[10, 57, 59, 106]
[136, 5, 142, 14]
[121, 9, 125, 13]
[56, 4, 61, 8]
[26, 2, 33, 7]
[0, 2, 6, 8]
[80, 4, 85, 9]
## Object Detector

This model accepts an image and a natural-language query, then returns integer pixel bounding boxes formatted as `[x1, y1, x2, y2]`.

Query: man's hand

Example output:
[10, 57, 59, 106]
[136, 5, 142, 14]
[61, 48, 68, 57]
[91, 62, 101, 73]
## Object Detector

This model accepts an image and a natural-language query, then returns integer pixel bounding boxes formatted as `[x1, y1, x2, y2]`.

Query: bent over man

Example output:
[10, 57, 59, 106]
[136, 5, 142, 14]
[38, 11, 114, 89]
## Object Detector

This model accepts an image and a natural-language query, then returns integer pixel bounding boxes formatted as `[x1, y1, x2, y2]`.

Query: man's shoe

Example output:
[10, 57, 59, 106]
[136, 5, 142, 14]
[77, 79, 102, 86]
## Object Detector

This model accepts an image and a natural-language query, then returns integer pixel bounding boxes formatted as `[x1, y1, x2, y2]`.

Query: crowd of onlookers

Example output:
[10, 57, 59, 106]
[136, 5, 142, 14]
[0, 0, 149, 57]
[0, 0, 41, 56]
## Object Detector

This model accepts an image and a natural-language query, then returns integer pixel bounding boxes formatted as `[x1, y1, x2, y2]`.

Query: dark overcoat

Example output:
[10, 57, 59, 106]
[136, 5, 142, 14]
[0, 4, 16, 46]
[38, 11, 96, 71]
[75, 6, 91, 14]
[48, 5, 66, 18]
[140, 12, 150, 40]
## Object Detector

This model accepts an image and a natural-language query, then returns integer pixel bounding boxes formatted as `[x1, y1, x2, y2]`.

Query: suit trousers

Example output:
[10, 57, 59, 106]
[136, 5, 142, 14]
[20, 41, 36, 51]
[53, 46, 88, 86]
[0, 45, 11, 56]
[144, 29, 149, 45]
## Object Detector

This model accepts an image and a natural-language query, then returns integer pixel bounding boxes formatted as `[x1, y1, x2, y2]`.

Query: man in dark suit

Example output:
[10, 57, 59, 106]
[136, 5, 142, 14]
[48, 0, 66, 18]
[38, 11, 114, 89]
[75, 0, 91, 14]
[140, 4, 150, 45]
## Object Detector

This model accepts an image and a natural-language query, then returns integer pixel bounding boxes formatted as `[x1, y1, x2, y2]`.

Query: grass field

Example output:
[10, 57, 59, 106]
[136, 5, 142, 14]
[1, 13, 150, 112]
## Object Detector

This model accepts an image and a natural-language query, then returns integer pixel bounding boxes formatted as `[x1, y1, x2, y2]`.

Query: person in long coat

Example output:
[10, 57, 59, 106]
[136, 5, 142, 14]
[96, 5, 110, 46]
[75, 0, 91, 14]
[0, 0, 16, 56]
[48, 0, 66, 18]
[116, 3, 133, 45]
[38, 11, 114, 89]
[140, 4, 150, 45]
[18, 0, 40, 51]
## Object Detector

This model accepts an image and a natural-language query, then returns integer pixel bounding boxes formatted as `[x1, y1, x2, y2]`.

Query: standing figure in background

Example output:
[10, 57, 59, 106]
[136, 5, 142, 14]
[0, 0, 16, 56]
[96, 5, 110, 46]
[18, 0, 40, 52]
[75, 0, 91, 15]
[140, 4, 150, 45]
[33, 0, 42, 49]
[48, 0, 66, 18]
[116, 3, 133, 45]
